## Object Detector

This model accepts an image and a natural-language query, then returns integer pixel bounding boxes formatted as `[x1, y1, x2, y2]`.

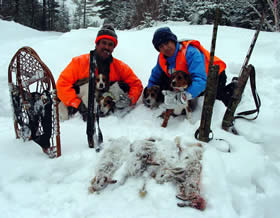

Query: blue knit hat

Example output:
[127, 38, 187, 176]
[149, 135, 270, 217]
[152, 27, 177, 51]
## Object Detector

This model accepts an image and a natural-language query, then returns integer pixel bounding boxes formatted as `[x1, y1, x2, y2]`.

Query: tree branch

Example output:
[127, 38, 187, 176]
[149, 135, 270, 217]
[247, 2, 275, 31]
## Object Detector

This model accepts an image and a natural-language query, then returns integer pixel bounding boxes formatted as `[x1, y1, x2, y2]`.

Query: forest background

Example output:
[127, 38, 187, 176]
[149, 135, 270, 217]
[0, 0, 279, 33]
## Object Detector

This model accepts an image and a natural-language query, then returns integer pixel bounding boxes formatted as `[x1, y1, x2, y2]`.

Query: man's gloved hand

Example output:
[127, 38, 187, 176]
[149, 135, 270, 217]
[162, 90, 187, 109]
[115, 94, 131, 109]
[77, 101, 88, 121]
[68, 106, 78, 116]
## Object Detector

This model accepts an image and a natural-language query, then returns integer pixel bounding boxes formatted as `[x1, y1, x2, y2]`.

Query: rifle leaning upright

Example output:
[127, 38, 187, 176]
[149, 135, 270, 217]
[221, 13, 264, 134]
[87, 51, 103, 151]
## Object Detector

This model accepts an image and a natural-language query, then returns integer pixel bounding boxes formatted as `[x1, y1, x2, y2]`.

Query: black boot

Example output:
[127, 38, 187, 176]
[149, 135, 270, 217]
[219, 77, 238, 107]
[216, 71, 238, 107]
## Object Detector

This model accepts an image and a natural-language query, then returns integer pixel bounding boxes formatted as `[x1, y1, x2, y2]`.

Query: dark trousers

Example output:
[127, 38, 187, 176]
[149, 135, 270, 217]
[216, 71, 236, 107]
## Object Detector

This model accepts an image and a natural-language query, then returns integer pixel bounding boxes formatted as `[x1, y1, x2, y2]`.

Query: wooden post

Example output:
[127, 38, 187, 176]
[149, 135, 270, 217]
[198, 65, 219, 142]
[197, 8, 220, 142]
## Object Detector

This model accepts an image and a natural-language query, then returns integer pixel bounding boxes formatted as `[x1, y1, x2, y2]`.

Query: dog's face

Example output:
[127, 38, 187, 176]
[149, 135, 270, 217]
[170, 71, 192, 91]
[143, 85, 163, 108]
[98, 94, 115, 117]
[96, 74, 109, 91]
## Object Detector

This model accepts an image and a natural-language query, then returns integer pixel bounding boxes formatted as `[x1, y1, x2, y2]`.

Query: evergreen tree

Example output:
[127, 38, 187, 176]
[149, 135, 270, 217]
[0, 0, 21, 22]
[47, 0, 60, 31]
[168, 0, 185, 21]
[24, 0, 42, 28]
[72, 0, 83, 29]
[132, 0, 161, 28]
[1, 0, 278, 32]
[86, 0, 100, 27]
[157, 0, 169, 21]
[96, 0, 115, 24]
[0, 0, 43, 29]
[82, 0, 96, 28]
[122, 0, 136, 29]
[247, 0, 280, 31]
[114, 0, 135, 30]
[57, 0, 70, 32]
[139, 11, 154, 29]
[41, 0, 47, 30]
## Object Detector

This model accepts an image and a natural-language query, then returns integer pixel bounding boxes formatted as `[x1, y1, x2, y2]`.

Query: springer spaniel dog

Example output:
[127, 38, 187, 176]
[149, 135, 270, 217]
[161, 71, 193, 128]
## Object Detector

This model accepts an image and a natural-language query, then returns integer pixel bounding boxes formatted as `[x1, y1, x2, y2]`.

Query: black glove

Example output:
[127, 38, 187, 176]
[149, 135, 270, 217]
[78, 101, 88, 121]
[68, 106, 78, 116]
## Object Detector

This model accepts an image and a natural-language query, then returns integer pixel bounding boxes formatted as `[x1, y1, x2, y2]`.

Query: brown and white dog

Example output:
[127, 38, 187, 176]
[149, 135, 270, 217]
[98, 81, 130, 117]
[161, 71, 193, 128]
[58, 73, 110, 121]
[143, 85, 164, 108]
[95, 73, 110, 99]
[98, 92, 115, 117]
[143, 73, 171, 109]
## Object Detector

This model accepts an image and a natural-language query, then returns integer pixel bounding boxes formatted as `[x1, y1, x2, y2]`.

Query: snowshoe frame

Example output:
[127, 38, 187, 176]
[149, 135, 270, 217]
[8, 46, 61, 158]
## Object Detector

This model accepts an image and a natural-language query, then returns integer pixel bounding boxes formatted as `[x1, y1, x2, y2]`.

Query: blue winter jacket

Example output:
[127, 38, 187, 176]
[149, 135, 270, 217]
[148, 42, 207, 99]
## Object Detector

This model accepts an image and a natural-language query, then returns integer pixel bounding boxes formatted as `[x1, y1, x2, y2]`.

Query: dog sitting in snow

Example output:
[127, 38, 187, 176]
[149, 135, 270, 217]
[58, 74, 109, 121]
[143, 85, 164, 108]
[58, 73, 130, 120]
[98, 81, 130, 117]
[161, 71, 194, 127]
[143, 73, 171, 109]
[98, 92, 116, 117]
[95, 73, 110, 99]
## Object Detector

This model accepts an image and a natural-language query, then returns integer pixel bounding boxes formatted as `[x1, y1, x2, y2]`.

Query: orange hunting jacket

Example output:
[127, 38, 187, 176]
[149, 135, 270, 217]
[56, 54, 143, 108]
[158, 40, 226, 76]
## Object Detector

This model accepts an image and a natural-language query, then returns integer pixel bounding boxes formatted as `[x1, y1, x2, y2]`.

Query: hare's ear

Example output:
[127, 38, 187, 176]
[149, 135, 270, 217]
[107, 178, 117, 184]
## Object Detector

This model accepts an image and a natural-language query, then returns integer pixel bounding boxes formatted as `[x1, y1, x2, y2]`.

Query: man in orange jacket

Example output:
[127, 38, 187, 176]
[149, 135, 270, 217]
[147, 27, 236, 109]
[56, 24, 143, 120]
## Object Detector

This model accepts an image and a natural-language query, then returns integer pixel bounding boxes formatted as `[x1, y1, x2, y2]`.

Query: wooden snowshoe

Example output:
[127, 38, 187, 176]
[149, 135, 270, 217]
[8, 47, 61, 158]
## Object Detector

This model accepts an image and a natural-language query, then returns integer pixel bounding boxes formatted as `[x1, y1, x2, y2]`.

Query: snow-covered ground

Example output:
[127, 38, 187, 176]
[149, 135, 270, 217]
[0, 19, 280, 218]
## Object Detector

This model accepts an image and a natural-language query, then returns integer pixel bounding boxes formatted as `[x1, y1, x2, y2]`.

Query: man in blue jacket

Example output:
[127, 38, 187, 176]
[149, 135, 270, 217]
[146, 27, 235, 109]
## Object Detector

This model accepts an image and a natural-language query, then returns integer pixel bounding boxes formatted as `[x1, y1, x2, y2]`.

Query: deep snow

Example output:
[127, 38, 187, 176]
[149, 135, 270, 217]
[0, 19, 280, 218]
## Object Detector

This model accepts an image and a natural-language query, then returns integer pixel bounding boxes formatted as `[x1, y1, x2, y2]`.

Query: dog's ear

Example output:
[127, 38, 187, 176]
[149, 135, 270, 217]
[111, 101, 116, 113]
[170, 72, 176, 79]
[151, 85, 160, 93]
[143, 87, 148, 98]
[103, 74, 110, 83]
[184, 73, 192, 85]
[106, 97, 114, 105]
[97, 96, 104, 104]
[157, 91, 164, 103]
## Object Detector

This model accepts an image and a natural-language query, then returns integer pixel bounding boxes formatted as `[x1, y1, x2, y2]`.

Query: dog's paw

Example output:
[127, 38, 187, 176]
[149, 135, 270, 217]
[186, 112, 194, 124]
